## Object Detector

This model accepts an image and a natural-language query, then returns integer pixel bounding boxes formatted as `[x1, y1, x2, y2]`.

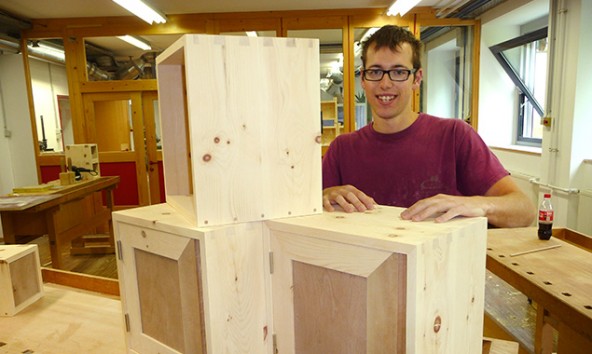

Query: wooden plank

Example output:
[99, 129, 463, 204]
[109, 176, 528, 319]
[552, 227, 592, 251]
[484, 270, 535, 353]
[482, 337, 520, 354]
[41, 267, 119, 296]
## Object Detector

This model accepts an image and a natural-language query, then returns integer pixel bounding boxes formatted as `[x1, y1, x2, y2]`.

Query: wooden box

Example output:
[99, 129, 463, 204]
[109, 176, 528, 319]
[114, 204, 487, 353]
[267, 206, 487, 354]
[0, 244, 44, 316]
[65, 143, 100, 178]
[113, 204, 271, 353]
[155, 34, 322, 228]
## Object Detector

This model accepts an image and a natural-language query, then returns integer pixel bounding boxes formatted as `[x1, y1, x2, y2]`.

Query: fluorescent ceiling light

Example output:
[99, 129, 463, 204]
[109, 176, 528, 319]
[245, 31, 258, 37]
[118, 35, 152, 50]
[112, 0, 167, 24]
[387, 0, 422, 16]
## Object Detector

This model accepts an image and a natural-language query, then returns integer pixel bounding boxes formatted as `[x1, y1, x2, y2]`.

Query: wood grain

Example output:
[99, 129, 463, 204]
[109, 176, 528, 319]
[156, 34, 322, 227]
[0, 283, 125, 353]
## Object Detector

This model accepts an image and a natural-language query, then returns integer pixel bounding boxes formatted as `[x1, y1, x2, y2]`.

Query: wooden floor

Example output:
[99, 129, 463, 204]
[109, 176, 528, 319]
[0, 283, 126, 354]
[1, 235, 119, 279]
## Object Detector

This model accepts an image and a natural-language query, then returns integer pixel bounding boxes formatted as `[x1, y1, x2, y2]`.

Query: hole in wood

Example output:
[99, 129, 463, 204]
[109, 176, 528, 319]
[498, 255, 505, 258]
[202, 154, 212, 162]
[562, 292, 572, 297]
[584, 305, 592, 310]
[511, 262, 519, 266]
[487, 248, 493, 251]
[526, 271, 534, 275]
[543, 281, 552, 285]
[214, 137, 220, 144]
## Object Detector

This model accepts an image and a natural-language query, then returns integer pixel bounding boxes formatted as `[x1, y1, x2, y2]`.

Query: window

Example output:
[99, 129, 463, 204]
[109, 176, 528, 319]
[489, 27, 548, 146]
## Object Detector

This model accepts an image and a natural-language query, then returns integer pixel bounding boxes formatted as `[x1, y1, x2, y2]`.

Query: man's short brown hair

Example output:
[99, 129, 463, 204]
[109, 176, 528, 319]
[361, 25, 422, 70]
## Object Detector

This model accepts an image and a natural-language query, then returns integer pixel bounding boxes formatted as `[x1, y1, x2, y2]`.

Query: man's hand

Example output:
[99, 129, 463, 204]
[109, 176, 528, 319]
[400, 176, 536, 227]
[400, 194, 490, 223]
[323, 185, 376, 212]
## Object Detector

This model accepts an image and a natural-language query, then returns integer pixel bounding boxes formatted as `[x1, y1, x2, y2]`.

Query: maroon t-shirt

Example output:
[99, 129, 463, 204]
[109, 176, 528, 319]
[322, 113, 509, 208]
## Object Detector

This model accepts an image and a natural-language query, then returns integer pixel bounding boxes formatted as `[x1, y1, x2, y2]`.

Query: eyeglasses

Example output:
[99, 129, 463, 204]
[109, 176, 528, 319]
[362, 68, 417, 82]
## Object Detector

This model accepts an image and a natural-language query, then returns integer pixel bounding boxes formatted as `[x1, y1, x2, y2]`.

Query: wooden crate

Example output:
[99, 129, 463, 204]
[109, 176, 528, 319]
[0, 244, 44, 316]
[266, 206, 487, 354]
[65, 143, 100, 178]
[155, 34, 322, 228]
[113, 204, 271, 354]
[114, 204, 487, 354]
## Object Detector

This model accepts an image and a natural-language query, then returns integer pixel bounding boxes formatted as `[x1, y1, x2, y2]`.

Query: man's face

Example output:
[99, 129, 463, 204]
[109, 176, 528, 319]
[361, 42, 422, 123]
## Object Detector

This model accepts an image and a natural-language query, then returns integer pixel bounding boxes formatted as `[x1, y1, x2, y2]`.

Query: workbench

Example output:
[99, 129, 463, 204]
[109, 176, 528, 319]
[486, 227, 592, 354]
[0, 176, 120, 269]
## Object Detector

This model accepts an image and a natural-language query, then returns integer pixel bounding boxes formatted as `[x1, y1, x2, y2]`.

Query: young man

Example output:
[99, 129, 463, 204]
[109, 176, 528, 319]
[322, 25, 535, 228]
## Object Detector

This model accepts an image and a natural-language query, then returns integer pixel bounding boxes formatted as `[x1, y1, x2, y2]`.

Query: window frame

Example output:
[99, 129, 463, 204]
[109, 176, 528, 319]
[489, 26, 548, 146]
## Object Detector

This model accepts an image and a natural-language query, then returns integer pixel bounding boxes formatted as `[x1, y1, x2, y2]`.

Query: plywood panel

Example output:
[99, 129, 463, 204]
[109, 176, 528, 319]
[367, 253, 407, 353]
[10, 252, 41, 307]
[293, 261, 367, 353]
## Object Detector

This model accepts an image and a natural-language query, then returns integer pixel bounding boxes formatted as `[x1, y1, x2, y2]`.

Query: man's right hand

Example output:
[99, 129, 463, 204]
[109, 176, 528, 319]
[322, 185, 376, 212]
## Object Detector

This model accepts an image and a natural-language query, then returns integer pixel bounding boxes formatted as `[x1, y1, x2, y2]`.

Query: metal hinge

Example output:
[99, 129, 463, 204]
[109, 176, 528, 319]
[116, 240, 123, 261]
[124, 313, 130, 332]
[269, 252, 274, 274]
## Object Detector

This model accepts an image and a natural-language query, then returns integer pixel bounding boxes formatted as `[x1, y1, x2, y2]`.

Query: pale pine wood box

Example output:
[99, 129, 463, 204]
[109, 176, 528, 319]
[0, 244, 44, 316]
[155, 34, 322, 228]
[114, 204, 271, 353]
[113, 203, 487, 354]
[64, 143, 100, 177]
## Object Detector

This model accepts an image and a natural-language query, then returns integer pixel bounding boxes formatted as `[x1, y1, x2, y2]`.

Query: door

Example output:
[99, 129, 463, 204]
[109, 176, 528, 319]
[83, 91, 161, 207]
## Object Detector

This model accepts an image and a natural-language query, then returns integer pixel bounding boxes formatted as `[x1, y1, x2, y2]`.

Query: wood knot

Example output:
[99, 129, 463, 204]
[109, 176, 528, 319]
[315, 135, 322, 144]
[433, 316, 442, 333]
[203, 154, 212, 162]
[214, 137, 220, 144]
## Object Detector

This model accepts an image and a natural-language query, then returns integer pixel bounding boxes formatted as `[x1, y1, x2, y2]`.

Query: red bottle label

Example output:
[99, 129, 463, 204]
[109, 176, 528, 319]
[538, 210, 554, 222]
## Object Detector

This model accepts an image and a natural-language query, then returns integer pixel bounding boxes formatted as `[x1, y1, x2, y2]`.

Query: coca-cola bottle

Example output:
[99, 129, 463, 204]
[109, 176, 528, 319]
[537, 193, 554, 240]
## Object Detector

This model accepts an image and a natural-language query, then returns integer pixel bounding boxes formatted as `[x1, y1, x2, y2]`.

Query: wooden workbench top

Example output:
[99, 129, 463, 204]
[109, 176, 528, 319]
[487, 227, 592, 345]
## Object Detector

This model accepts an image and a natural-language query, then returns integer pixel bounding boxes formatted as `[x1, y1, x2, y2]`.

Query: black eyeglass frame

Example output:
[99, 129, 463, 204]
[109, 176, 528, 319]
[361, 68, 417, 82]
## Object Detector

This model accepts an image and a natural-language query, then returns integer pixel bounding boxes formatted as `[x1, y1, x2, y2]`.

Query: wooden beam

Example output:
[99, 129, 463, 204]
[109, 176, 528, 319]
[41, 267, 120, 297]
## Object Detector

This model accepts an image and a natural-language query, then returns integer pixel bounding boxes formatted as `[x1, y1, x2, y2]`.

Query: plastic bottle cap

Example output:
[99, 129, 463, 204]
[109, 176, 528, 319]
[544, 193, 551, 198]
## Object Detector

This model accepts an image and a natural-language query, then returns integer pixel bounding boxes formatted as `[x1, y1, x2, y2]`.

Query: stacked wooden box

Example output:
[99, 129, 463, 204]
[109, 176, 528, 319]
[0, 244, 43, 316]
[113, 33, 488, 354]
